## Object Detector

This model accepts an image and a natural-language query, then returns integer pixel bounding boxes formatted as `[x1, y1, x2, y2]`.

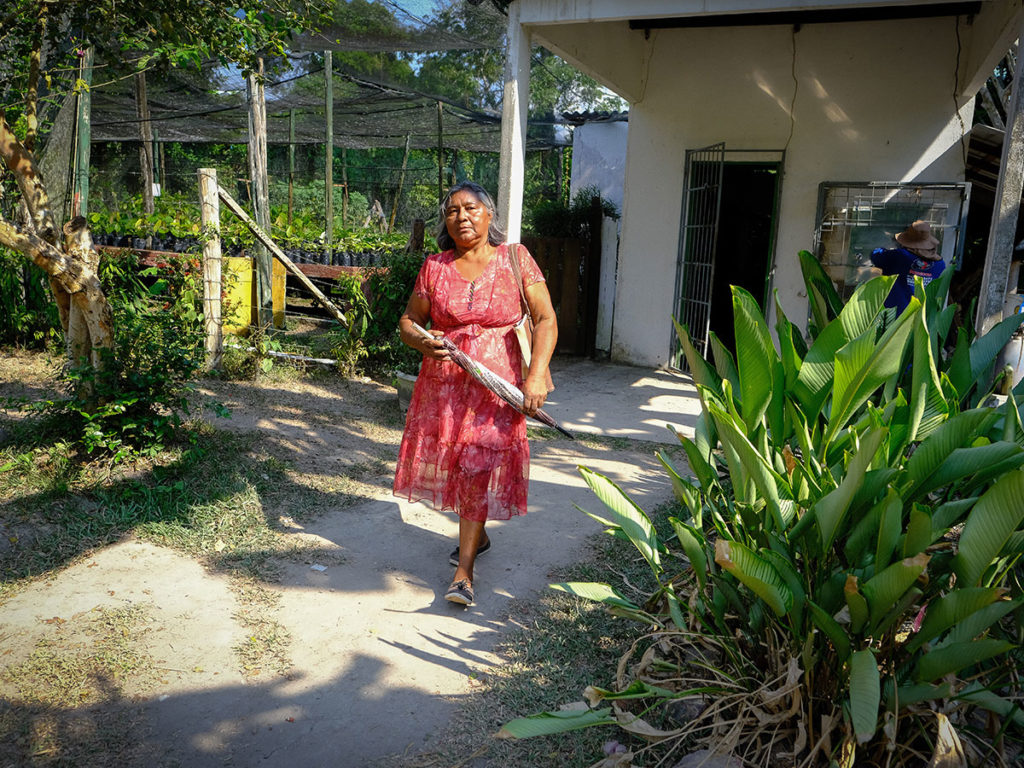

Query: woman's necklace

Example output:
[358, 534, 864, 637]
[467, 278, 476, 310]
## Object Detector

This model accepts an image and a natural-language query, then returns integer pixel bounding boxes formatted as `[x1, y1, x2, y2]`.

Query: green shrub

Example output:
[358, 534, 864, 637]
[524, 184, 618, 238]
[502, 254, 1024, 766]
[0, 251, 60, 348]
[329, 272, 372, 376]
[7, 250, 208, 462]
[363, 250, 425, 375]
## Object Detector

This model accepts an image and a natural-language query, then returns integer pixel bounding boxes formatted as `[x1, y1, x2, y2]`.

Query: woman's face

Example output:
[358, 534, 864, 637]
[444, 190, 492, 250]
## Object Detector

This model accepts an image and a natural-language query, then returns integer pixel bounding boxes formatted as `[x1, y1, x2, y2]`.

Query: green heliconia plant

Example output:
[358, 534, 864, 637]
[500, 252, 1024, 767]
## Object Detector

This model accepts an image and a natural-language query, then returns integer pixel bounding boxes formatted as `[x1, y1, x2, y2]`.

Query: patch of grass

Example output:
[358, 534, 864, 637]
[0, 603, 162, 766]
[386, 504, 681, 768]
[1, 604, 157, 708]
[0, 425, 337, 601]
[230, 576, 293, 678]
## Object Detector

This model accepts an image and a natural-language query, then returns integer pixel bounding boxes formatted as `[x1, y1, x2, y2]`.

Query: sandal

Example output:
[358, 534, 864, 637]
[445, 578, 474, 606]
[449, 537, 491, 567]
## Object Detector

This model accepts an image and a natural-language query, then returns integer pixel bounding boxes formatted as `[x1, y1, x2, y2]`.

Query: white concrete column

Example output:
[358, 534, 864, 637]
[977, 30, 1024, 336]
[498, 1, 530, 243]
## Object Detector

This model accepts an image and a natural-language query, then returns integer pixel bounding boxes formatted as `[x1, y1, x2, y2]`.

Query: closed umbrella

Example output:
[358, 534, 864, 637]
[410, 322, 573, 439]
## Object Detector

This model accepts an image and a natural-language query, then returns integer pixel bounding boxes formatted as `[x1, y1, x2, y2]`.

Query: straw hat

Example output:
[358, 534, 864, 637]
[895, 220, 940, 250]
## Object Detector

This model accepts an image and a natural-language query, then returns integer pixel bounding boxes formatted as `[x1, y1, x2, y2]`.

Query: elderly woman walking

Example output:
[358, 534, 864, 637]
[393, 181, 556, 607]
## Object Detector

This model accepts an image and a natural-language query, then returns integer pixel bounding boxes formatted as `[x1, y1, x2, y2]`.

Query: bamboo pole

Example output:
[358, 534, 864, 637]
[437, 101, 444, 202]
[288, 108, 295, 225]
[341, 146, 349, 227]
[133, 71, 154, 246]
[199, 168, 223, 370]
[217, 185, 348, 327]
[389, 133, 411, 233]
[325, 50, 334, 263]
[247, 57, 272, 327]
[71, 47, 93, 218]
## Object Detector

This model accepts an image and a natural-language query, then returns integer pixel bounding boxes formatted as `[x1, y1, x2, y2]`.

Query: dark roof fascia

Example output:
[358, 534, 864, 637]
[628, 2, 982, 31]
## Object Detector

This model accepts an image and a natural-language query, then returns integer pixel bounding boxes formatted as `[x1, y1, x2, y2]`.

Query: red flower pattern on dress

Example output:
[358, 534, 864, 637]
[393, 243, 546, 521]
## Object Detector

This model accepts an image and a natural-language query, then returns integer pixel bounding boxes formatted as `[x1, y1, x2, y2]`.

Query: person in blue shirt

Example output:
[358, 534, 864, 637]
[870, 220, 945, 315]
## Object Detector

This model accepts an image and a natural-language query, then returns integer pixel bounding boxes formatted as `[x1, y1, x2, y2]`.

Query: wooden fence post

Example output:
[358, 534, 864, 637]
[199, 168, 223, 370]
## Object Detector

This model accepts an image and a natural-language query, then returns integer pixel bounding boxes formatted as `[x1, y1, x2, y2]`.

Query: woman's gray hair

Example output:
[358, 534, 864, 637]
[436, 181, 506, 250]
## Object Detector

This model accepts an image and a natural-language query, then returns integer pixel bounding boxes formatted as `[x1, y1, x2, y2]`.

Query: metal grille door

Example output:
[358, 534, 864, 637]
[673, 143, 725, 368]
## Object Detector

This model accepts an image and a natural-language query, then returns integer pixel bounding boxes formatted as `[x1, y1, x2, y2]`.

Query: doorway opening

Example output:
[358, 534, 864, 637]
[709, 162, 780, 352]
[672, 149, 782, 368]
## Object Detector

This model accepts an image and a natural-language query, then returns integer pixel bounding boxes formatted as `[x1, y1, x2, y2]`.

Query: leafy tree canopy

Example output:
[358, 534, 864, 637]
[0, 0, 330, 120]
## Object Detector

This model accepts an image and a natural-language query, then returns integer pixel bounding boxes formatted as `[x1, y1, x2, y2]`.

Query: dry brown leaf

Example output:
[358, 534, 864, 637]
[927, 712, 966, 768]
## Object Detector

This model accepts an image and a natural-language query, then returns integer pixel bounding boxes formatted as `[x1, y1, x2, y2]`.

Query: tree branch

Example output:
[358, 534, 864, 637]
[0, 216, 88, 294]
[0, 112, 57, 243]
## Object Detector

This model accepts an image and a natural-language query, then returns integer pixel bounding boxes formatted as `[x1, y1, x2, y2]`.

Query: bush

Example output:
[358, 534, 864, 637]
[0, 250, 60, 348]
[363, 250, 425, 375]
[524, 184, 618, 239]
[7, 250, 208, 462]
[503, 254, 1024, 766]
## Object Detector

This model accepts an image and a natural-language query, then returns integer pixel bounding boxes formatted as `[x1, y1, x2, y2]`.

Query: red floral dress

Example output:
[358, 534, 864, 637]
[393, 243, 546, 522]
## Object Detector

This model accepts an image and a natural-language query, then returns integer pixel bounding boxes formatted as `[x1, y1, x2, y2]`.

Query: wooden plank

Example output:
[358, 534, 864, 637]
[198, 168, 222, 370]
[561, 238, 581, 354]
[217, 185, 348, 327]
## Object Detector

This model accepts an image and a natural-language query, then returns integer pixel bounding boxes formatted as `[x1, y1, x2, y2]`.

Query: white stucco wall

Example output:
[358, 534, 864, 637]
[569, 121, 629, 212]
[569, 121, 629, 354]
[596, 17, 975, 366]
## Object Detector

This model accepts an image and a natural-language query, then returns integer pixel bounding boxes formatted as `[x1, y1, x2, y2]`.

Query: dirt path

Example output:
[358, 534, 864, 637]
[0, 357, 683, 766]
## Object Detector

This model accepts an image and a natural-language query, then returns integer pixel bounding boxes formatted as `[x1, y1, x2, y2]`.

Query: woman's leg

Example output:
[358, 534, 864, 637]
[452, 517, 486, 584]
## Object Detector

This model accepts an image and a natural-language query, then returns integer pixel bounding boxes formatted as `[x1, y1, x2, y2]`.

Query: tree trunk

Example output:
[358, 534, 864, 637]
[0, 115, 113, 380]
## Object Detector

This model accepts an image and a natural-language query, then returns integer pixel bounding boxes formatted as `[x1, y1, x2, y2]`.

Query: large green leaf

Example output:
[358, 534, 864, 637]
[497, 706, 615, 739]
[861, 553, 929, 629]
[578, 467, 661, 575]
[958, 682, 1024, 727]
[811, 426, 887, 551]
[907, 299, 946, 444]
[708, 403, 793, 530]
[905, 588, 1007, 652]
[875, 488, 904, 570]
[793, 317, 849, 417]
[668, 425, 718, 495]
[966, 314, 1024, 400]
[953, 468, 1024, 586]
[762, 548, 806, 624]
[658, 450, 700, 520]
[835, 274, 894, 340]
[550, 582, 660, 625]
[709, 331, 740, 396]
[849, 648, 880, 744]
[825, 298, 918, 447]
[901, 409, 999, 500]
[903, 505, 932, 558]
[844, 575, 869, 634]
[931, 497, 977, 534]
[673, 317, 721, 397]
[669, 517, 708, 590]
[732, 286, 776, 434]
[550, 582, 641, 611]
[714, 539, 792, 616]
[1003, 392, 1024, 447]
[774, 294, 805, 390]
[915, 638, 1015, 682]
[947, 327, 972, 398]
[808, 600, 852, 660]
[911, 442, 1024, 500]
[799, 249, 845, 335]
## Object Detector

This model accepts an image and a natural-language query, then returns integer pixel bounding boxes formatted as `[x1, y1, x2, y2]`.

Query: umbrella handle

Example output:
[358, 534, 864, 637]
[409, 321, 434, 341]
